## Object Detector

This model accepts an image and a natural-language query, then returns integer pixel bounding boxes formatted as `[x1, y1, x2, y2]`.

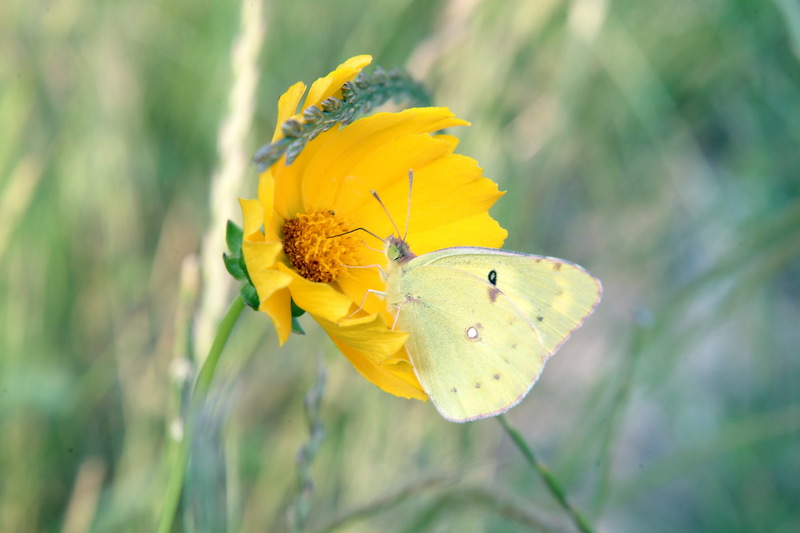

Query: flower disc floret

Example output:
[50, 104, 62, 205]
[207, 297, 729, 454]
[282, 211, 360, 283]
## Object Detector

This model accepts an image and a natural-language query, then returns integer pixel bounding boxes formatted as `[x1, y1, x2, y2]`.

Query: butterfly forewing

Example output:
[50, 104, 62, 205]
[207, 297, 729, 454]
[420, 247, 602, 355]
[386, 246, 602, 422]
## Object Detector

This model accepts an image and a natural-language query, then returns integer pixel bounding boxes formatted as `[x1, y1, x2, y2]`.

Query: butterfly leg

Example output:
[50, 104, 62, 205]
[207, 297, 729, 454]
[344, 288, 386, 320]
[343, 262, 388, 281]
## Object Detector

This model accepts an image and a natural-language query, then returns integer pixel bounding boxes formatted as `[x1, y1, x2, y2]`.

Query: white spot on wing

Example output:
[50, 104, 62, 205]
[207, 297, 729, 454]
[465, 323, 483, 341]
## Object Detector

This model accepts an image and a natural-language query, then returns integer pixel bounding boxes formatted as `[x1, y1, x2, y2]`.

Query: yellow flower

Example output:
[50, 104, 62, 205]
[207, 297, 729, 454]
[240, 55, 507, 400]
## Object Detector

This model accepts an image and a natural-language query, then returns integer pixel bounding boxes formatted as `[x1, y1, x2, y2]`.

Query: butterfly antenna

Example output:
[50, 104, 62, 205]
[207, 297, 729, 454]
[403, 169, 413, 241]
[370, 189, 403, 238]
[328, 227, 384, 243]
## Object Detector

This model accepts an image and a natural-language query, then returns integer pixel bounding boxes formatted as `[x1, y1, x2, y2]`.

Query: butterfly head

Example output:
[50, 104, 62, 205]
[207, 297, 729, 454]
[385, 235, 416, 265]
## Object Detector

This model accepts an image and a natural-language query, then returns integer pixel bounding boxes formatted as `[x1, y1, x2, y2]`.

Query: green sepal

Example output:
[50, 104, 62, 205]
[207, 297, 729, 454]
[291, 316, 305, 335]
[223, 252, 246, 280]
[290, 299, 306, 318]
[290, 299, 306, 335]
[223, 220, 247, 281]
[224, 219, 259, 308]
[240, 283, 260, 309]
[238, 252, 251, 282]
[225, 219, 244, 254]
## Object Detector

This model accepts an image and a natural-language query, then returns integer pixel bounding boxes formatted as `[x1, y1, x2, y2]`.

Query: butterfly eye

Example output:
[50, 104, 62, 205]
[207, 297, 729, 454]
[488, 270, 498, 285]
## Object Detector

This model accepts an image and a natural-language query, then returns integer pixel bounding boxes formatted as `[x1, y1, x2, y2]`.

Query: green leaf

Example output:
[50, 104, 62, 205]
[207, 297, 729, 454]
[291, 316, 305, 335]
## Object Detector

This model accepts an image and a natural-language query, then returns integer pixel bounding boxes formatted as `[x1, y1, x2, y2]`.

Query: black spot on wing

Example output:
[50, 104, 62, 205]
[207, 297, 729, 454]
[488, 270, 497, 285]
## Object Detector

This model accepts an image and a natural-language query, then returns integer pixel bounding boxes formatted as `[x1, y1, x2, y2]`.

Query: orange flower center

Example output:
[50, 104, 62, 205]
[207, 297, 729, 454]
[283, 211, 361, 283]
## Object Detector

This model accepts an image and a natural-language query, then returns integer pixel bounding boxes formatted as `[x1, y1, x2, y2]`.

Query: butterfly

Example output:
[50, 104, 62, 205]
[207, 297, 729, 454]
[373, 174, 602, 423]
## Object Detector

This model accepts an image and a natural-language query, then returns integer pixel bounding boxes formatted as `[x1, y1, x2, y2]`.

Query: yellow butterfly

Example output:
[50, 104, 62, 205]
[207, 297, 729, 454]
[373, 177, 602, 423]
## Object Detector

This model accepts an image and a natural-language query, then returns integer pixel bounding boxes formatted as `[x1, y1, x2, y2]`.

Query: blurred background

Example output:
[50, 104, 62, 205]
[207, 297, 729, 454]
[2, 0, 799, 531]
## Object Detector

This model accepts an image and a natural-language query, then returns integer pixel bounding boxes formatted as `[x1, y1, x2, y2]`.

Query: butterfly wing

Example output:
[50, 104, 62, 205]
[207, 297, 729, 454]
[388, 247, 602, 422]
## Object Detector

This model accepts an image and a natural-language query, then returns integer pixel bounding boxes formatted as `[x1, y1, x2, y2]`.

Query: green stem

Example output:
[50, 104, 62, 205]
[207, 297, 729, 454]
[194, 296, 246, 395]
[157, 296, 246, 533]
[497, 415, 595, 533]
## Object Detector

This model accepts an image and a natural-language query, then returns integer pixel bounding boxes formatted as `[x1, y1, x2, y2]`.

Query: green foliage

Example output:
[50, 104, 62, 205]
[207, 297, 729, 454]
[3, 0, 800, 532]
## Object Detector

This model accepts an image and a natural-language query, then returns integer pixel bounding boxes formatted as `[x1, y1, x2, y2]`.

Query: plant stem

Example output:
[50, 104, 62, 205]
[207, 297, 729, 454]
[497, 415, 595, 533]
[194, 296, 246, 395]
[157, 296, 246, 533]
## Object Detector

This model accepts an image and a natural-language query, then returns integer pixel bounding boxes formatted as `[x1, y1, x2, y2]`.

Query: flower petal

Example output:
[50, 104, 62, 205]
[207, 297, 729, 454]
[240, 255, 293, 345]
[335, 262, 386, 316]
[410, 212, 507, 253]
[316, 313, 426, 400]
[333, 342, 427, 400]
[239, 198, 264, 236]
[304, 55, 372, 109]
[271, 55, 372, 144]
[277, 263, 353, 322]
[271, 163, 303, 224]
[262, 287, 293, 345]
[327, 133, 462, 227]
[298, 108, 468, 213]
[242, 239, 283, 270]
[402, 154, 507, 252]
[272, 82, 308, 142]
[256, 170, 284, 241]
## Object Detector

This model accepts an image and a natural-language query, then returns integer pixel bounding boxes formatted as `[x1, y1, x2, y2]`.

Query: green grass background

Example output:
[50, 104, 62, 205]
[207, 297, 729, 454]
[3, 0, 800, 531]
